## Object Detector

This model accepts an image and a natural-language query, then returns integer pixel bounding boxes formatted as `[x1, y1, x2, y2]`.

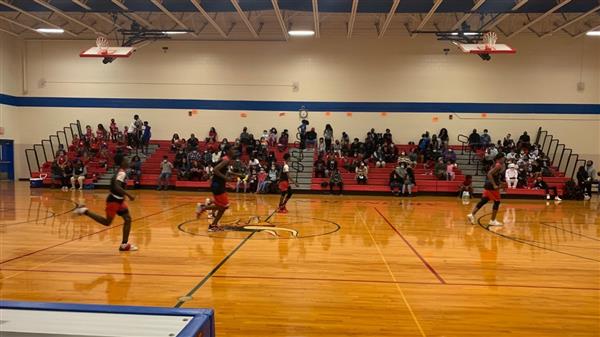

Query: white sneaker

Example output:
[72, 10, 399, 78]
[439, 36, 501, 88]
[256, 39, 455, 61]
[554, 196, 562, 201]
[73, 205, 88, 215]
[546, 194, 550, 200]
[584, 195, 591, 201]
[489, 220, 503, 227]
[119, 243, 138, 251]
[467, 214, 475, 225]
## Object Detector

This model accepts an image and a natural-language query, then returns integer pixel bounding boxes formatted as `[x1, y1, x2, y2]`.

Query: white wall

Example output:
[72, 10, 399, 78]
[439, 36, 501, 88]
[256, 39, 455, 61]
[1, 34, 599, 179]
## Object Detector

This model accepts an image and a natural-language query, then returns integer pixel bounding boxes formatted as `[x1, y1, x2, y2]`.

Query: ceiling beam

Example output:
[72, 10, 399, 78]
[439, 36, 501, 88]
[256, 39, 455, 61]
[0, 15, 46, 36]
[111, 0, 152, 28]
[71, 0, 124, 30]
[149, 0, 197, 37]
[32, 0, 105, 36]
[0, 0, 78, 36]
[542, 5, 600, 37]
[0, 27, 19, 37]
[415, 0, 444, 31]
[508, 0, 573, 38]
[271, 0, 288, 40]
[575, 22, 600, 38]
[230, 0, 258, 38]
[312, 0, 320, 38]
[452, 0, 487, 30]
[378, 0, 400, 38]
[347, 0, 358, 39]
[483, 0, 528, 30]
[189, 0, 227, 38]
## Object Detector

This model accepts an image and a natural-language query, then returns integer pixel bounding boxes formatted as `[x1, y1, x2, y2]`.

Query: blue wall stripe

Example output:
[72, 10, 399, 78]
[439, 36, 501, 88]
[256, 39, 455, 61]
[1, 93, 598, 114]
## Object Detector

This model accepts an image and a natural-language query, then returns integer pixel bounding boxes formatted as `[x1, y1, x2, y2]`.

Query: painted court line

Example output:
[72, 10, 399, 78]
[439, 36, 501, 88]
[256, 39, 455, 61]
[174, 231, 256, 308]
[374, 207, 446, 284]
[360, 210, 427, 337]
[0, 203, 191, 265]
[1, 268, 598, 291]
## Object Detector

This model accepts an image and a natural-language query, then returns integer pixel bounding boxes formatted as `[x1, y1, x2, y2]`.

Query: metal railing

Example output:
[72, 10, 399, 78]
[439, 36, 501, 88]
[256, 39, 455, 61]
[534, 127, 584, 179]
[25, 120, 82, 177]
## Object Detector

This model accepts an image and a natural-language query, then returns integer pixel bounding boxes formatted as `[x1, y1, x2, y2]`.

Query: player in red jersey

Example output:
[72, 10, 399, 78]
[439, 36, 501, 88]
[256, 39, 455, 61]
[467, 153, 506, 227]
[277, 153, 299, 213]
[73, 154, 137, 251]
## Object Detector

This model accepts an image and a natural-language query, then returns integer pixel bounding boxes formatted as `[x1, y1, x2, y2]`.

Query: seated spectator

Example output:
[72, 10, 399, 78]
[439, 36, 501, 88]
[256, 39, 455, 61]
[306, 128, 317, 148]
[256, 168, 268, 193]
[446, 160, 457, 181]
[434, 157, 447, 180]
[317, 137, 326, 154]
[480, 129, 491, 147]
[503, 133, 515, 150]
[267, 163, 279, 193]
[468, 129, 481, 150]
[506, 148, 517, 162]
[157, 156, 173, 191]
[314, 155, 326, 178]
[51, 159, 67, 191]
[505, 163, 518, 189]
[329, 168, 343, 195]
[96, 124, 108, 142]
[127, 155, 142, 185]
[443, 148, 456, 163]
[333, 140, 342, 157]
[188, 160, 204, 181]
[208, 127, 218, 141]
[372, 146, 385, 168]
[458, 175, 473, 198]
[174, 148, 186, 169]
[70, 159, 87, 190]
[431, 134, 440, 150]
[171, 133, 181, 152]
[355, 162, 368, 185]
[325, 155, 338, 177]
[533, 174, 561, 201]
[483, 144, 499, 172]
[188, 133, 199, 151]
[248, 156, 261, 172]
[178, 158, 189, 180]
[389, 166, 403, 196]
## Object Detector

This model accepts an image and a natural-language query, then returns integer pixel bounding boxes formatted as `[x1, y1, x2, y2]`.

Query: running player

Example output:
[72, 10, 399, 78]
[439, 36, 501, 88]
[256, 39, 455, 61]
[467, 153, 506, 227]
[196, 146, 245, 231]
[73, 154, 137, 251]
[277, 153, 298, 213]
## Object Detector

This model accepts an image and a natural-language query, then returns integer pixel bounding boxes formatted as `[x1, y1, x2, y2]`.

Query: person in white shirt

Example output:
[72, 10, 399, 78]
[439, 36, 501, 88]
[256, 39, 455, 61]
[505, 163, 518, 189]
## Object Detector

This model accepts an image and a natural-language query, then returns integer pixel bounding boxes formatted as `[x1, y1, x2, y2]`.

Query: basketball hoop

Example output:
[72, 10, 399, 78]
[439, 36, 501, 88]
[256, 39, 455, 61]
[483, 32, 497, 51]
[96, 36, 110, 55]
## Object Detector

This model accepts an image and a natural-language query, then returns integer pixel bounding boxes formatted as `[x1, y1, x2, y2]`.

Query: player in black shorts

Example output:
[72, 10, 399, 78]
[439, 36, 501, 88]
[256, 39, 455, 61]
[74, 154, 137, 251]
[277, 153, 298, 213]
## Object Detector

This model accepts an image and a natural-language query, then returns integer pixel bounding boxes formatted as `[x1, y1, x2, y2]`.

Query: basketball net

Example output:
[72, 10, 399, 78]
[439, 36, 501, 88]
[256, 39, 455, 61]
[96, 36, 110, 55]
[483, 32, 497, 51]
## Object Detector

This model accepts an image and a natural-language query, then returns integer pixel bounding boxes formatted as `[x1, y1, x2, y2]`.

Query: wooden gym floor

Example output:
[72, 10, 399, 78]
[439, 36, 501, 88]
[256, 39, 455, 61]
[0, 181, 598, 337]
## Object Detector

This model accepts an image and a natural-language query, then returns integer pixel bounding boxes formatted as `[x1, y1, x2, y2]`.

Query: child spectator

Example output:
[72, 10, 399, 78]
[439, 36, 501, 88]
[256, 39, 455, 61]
[373, 146, 385, 168]
[505, 163, 518, 189]
[355, 161, 368, 185]
[446, 160, 457, 181]
[434, 157, 447, 180]
[141, 121, 151, 154]
[157, 156, 173, 191]
[533, 174, 561, 201]
[458, 175, 473, 198]
[70, 159, 87, 190]
[306, 128, 317, 148]
[96, 124, 108, 142]
[188, 160, 204, 181]
[278, 130, 289, 151]
[298, 120, 309, 149]
[317, 138, 326, 153]
[128, 155, 142, 185]
[268, 127, 278, 146]
[256, 168, 268, 193]
[314, 155, 326, 178]
[389, 166, 403, 196]
[329, 168, 343, 195]
[109, 119, 118, 142]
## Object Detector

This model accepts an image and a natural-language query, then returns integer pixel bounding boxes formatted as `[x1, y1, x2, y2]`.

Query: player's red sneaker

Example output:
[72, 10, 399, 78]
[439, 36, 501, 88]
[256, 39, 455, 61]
[277, 206, 288, 214]
[119, 243, 138, 251]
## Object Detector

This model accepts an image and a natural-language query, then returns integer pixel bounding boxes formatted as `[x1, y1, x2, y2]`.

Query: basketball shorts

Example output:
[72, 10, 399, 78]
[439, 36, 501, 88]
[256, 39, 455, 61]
[213, 192, 230, 208]
[106, 200, 128, 218]
[278, 180, 290, 192]
[482, 189, 501, 202]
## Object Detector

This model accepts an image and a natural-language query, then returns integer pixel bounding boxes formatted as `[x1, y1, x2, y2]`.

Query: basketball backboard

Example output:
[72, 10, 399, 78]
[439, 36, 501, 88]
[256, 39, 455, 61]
[80, 46, 134, 58]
